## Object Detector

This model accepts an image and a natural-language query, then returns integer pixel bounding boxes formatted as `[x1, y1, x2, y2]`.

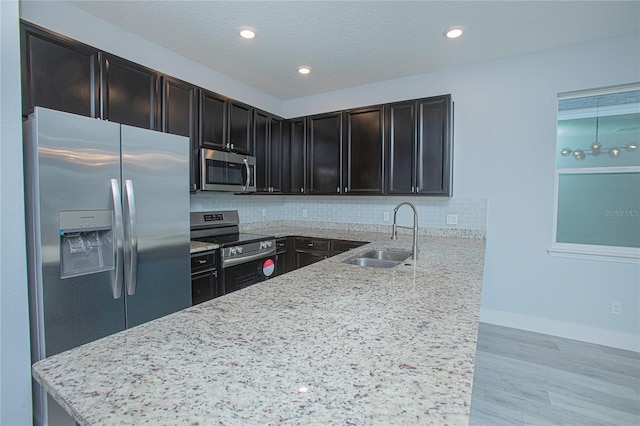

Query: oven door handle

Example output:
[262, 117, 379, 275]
[222, 247, 276, 268]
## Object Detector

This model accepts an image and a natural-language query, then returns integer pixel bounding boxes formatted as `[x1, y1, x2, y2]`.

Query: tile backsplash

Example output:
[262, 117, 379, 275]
[190, 193, 487, 231]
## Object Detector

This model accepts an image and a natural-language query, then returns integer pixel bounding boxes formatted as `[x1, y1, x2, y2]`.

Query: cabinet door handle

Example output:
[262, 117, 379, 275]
[198, 259, 207, 264]
[337, 187, 340, 193]
[307, 243, 314, 247]
[301, 188, 305, 193]
[344, 187, 348, 193]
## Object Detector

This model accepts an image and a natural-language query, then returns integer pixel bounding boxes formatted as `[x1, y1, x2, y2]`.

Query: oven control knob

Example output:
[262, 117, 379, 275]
[237, 246, 243, 254]
[230, 247, 237, 255]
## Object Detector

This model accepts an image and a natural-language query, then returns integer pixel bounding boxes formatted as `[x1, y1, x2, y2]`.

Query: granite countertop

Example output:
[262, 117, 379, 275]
[190, 240, 218, 254]
[33, 229, 486, 425]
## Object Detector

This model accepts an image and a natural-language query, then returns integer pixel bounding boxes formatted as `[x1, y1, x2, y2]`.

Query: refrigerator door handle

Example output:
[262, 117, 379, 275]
[110, 179, 124, 299]
[124, 179, 138, 296]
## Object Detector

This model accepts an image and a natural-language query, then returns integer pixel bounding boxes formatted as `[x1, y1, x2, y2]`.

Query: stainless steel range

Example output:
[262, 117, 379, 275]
[190, 210, 276, 295]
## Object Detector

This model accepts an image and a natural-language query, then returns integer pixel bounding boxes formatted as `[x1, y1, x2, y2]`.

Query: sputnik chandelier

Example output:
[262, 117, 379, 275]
[560, 141, 638, 161]
[560, 111, 638, 161]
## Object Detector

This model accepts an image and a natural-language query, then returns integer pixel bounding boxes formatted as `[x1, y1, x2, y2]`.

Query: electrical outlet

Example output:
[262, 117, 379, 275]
[446, 214, 458, 225]
[261, 208, 266, 217]
[383, 212, 390, 222]
[302, 208, 308, 218]
[611, 302, 622, 315]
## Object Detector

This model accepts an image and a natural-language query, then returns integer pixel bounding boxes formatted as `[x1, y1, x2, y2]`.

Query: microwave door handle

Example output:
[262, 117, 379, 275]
[110, 179, 124, 299]
[243, 158, 250, 191]
[124, 179, 138, 296]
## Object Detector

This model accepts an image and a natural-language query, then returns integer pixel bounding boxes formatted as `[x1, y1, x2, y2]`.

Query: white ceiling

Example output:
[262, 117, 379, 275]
[67, 1, 640, 101]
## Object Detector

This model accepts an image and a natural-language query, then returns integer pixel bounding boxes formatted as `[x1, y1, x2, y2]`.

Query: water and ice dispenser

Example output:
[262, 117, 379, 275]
[59, 210, 114, 278]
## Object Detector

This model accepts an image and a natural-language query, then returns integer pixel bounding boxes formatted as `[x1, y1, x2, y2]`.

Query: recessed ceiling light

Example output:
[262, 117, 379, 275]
[297, 66, 312, 75]
[239, 27, 256, 39]
[444, 27, 464, 39]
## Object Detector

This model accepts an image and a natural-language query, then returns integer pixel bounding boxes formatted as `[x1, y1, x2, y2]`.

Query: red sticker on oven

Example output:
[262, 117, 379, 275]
[262, 259, 275, 277]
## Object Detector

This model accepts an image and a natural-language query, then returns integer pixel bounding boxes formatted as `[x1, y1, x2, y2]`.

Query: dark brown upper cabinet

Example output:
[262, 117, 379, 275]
[100, 53, 159, 130]
[386, 95, 452, 196]
[227, 100, 253, 154]
[254, 110, 284, 193]
[269, 117, 284, 192]
[343, 106, 384, 195]
[307, 112, 343, 195]
[286, 118, 307, 194]
[199, 89, 227, 150]
[20, 22, 99, 119]
[19, 22, 453, 198]
[161, 76, 198, 190]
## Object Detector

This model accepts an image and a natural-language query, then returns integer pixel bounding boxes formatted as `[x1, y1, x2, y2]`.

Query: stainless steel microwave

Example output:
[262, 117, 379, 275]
[200, 148, 256, 193]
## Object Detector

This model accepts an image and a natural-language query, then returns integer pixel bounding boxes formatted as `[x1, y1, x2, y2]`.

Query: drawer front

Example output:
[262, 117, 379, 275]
[275, 237, 287, 254]
[295, 237, 330, 252]
[191, 251, 216, 272]
[332, 239, 367, 253]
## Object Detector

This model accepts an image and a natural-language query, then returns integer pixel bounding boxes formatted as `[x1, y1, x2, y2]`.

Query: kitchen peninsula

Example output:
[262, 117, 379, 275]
[33, 231, 485, 425]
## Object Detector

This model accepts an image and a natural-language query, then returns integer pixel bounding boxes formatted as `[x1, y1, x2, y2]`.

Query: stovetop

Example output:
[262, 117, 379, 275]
[192, 232, 274, 246]
[190, 210, 275, 254]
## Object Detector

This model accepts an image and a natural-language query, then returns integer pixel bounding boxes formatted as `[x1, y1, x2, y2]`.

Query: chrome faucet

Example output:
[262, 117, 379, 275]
[391, 202, 419, 260]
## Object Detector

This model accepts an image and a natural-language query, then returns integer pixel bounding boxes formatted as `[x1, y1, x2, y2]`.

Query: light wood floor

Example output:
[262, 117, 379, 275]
[470, 323, 640, 425]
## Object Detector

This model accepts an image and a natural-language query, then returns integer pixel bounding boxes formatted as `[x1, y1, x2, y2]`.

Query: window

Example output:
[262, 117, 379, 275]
[550, 84, 640, 262]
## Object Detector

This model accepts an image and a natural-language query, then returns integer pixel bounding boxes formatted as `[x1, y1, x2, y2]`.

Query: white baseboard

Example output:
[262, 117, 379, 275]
[480, 308, 640, 353]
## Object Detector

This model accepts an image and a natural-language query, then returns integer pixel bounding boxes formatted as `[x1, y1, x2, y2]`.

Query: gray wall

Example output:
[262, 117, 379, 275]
[1, 0, 32, 424]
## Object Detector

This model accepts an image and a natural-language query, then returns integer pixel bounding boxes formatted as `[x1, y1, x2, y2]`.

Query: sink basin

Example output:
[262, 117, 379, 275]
[343, 257, 401, 268]
[361, 250, 411, 262]
[342, 249, 412, 268]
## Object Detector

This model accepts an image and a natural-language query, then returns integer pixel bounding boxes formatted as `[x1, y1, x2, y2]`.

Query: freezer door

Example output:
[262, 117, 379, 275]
[120, 125, 191, 327]
[25, 107, 126, 361]
[25, 108, 127, 426]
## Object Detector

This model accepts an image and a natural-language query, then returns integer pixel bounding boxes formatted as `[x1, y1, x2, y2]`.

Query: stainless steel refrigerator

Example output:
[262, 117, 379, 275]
[23, 107, 192, 425]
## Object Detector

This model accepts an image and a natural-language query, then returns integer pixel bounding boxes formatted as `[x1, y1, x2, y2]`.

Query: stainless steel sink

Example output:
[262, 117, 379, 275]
[361, 250, 412, 262]
[343, 257, 401, 268]
[343, 249, 412, 268]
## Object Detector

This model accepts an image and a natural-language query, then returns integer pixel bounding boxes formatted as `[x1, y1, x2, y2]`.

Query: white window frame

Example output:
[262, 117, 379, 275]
[549, 84, 640, 263]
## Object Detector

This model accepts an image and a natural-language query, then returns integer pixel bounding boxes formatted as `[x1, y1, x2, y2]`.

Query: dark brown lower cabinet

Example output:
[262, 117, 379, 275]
[293, 237, 367, 271]
[275, 237, 294, 275]
[332, 239, 368, 254]
[190, 250, 221, 305]
[295, 237, 331, 268]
